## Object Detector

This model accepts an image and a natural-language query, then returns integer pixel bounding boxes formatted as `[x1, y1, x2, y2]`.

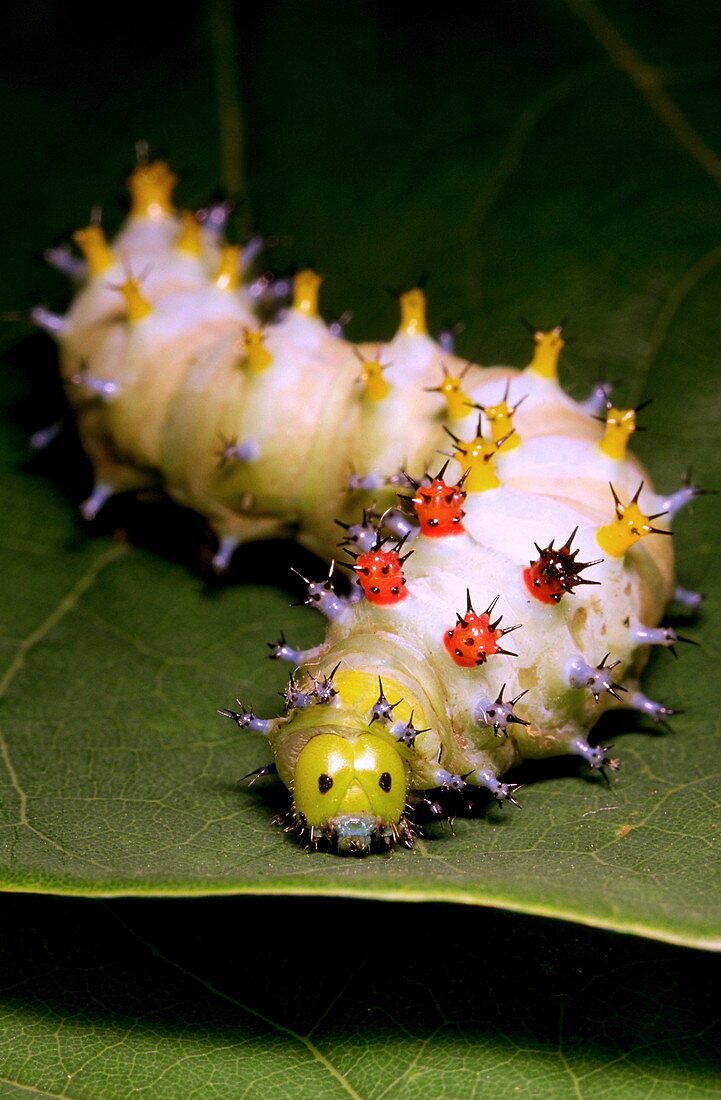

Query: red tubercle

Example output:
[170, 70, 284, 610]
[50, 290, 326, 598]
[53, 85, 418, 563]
[443, 592, 520, 668]
[524, 528, 602, 605]
[412, 476, 466, 537]
[354, 546, 410, 605]
[444, 612, 501, 667]
[523, 564, 559, 604]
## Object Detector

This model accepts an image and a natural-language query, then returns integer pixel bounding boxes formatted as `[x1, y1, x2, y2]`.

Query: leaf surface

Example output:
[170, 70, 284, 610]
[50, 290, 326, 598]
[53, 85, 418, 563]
[0, 894, 720, 1100]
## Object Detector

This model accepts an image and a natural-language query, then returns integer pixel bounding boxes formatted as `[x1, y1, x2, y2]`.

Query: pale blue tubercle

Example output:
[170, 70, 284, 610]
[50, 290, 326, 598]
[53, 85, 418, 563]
[30, 306, 67, 335]
[80, 483, 114, 522]
[630, 623, 679, 648]
[44, 245, 87, 282]
[471, 769, 521, 805]
[67, 371, 118, 398]
[212, 535, 240, 574]
[29, 422, 62, 450]
[217, 704, 273, 735]
[674, 586, 703, 609]
[292, 565, 350, 621]
[219, 440, 260, 464]
[569, 738, 608, 768]
[567, 655, 625, 702]
[269, 634, 326, 665]
[627, 691, 675, 723]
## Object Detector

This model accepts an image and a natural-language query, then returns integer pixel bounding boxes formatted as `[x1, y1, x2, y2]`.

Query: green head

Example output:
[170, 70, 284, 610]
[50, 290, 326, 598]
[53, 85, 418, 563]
[294, 731, 407, 854]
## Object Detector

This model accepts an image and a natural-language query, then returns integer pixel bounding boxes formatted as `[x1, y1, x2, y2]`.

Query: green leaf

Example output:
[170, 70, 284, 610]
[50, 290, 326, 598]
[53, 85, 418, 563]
[2, 0, 721, 964]
[1, 893, 720, 1100]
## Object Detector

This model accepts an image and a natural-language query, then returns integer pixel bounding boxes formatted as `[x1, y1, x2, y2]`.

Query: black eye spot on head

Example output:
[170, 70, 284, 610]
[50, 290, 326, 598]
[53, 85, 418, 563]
[379, 771, 392, 792]
[318, 774, 333, 794]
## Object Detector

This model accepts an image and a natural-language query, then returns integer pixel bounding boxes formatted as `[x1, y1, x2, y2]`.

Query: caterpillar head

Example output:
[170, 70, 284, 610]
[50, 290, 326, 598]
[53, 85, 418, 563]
[273, 670, 435, 853]
[293, 731, 407, 853]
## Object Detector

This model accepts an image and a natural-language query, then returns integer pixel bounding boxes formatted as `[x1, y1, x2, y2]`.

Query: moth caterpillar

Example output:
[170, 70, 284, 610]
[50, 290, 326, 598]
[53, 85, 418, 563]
[36, 156, 704, 853]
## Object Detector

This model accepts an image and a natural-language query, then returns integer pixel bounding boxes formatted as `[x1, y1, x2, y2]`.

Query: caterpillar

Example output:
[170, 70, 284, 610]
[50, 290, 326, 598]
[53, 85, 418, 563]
[35, 155, 705, 854]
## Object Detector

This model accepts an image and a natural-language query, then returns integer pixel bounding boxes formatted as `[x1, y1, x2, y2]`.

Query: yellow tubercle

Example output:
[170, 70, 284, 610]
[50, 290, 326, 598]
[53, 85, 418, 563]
[398, 288, 428, 336]
[117, 277, 152, 323]
[292, 269, 323, 317]
[243, 328, 273, 374]
[126, 160, 177, 221]
[528, 325, 565, 380]
[359, 356, 390, 402]
[438, 374, 472, 420]
[215, 245, 241, 291]
[481, 400, 521, 451]
[176, 210, 203, 257]
[73, 225, 115, 276]
[596, 484, 669, 557]
[451, 432, 501, 492]
[599, 406, 636, 460]
[334, 670, 420, 726]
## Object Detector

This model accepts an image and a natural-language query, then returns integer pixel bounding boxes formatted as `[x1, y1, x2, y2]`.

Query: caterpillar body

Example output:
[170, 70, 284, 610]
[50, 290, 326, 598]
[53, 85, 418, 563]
[37, 157, 703, 854]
